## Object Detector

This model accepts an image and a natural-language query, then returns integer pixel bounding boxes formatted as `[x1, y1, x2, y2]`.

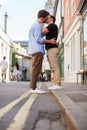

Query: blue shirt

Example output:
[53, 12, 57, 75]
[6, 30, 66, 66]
[28, 20, 45, 55]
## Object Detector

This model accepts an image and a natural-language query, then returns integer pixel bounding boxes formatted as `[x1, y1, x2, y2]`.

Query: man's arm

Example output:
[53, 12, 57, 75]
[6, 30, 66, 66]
[43, 38, 56, 44]
[42, 25, 56, 44]
[42, 27, 49, 35]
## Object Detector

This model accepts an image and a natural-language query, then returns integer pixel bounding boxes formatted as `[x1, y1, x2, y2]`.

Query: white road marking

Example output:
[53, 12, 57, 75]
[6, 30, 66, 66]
[0, 91, 30, 119]
[6, 94, 38, 130]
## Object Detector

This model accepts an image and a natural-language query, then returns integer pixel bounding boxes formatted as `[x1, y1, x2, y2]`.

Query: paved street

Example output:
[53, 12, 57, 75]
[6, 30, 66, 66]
[0, 82, 66, 130]
[0, 82, 29, 109]
[1, 81, 87, 130]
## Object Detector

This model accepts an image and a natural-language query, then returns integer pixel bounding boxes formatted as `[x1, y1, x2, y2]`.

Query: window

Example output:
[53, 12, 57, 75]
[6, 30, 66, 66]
[83, 13, 87, 69]
[71, 34, 76, 71]
[5, 47, 7, 57]
[71, 0, 76, 16]
[66, 0, 69, 26]
[1, 44, 3, 58]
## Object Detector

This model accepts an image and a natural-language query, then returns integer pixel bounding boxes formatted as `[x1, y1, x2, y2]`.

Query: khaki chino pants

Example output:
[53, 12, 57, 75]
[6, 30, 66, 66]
[47, 48, 61, 85]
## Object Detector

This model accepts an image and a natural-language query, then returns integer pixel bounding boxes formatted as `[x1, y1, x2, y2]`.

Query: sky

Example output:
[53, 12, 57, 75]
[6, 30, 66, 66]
[0, 0, 47, 41]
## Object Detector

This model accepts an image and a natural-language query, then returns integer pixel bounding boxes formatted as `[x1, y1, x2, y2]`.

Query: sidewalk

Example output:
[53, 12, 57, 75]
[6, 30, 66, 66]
[45, 82, 87, 130]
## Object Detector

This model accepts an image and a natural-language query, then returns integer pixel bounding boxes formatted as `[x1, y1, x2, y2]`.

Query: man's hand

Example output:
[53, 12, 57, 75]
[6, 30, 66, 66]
[42, 27, 49, 35]
[50, 38, 56, 44]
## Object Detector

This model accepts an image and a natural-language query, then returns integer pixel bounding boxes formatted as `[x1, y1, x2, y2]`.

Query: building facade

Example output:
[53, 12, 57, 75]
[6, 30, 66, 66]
[0, 27, 12, 82]
[12, 42, 32, 81]
[45, 0, 55, 15]
[14, 40, 28, 49]
[79, 0, 87, 71]
[63, 0, 85, 82]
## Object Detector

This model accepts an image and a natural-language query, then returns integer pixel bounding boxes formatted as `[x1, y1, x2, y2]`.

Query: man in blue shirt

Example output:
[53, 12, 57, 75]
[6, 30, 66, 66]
[28, 10, 56, 93]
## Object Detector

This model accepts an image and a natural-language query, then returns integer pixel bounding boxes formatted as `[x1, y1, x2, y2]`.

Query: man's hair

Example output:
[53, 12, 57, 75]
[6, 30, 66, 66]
[38, 9, 49, 18]
[3, 56, 6, 59]
[50, 15, 56, 23]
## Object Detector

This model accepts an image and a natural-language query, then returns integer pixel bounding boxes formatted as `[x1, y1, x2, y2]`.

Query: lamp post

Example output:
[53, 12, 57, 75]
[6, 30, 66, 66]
[0, 0, 8, 32]
[4, 11, 8, 33]
[0, 0, 7, 20]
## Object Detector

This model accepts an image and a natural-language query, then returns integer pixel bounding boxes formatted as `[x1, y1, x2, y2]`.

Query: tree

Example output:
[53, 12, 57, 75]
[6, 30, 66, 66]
[12, 52, 18, 66]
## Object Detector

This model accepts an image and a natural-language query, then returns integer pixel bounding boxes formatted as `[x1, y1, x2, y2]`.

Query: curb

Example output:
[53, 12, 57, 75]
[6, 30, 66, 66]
[50, 90, 78, 130]
[45, 83, 87, 130]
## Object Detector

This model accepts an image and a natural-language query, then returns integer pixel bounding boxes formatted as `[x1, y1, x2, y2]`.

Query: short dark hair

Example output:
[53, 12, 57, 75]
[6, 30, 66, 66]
[15, 62, 19, 70]
[3, 56, 6, 59]
[38, 9, 49, 18]
[50, 15, 56, 23]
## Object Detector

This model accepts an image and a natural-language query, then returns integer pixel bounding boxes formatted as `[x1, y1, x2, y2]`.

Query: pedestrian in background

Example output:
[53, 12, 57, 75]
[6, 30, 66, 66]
[28, 10, 56, 94]
[13, 62, 19, 81]
[0, 56, 8, 83]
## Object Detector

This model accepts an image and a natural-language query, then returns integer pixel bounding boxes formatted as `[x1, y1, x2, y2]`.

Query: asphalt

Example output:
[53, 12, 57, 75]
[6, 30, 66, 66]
[0, 81, 87, 130]
[44, 82, 87, 130]
[0, 81, 66, 130]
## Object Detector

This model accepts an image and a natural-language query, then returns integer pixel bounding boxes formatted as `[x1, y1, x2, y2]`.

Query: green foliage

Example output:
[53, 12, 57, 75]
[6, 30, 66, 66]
[12, 52, 18, 66]
[58, 44, 64, 77]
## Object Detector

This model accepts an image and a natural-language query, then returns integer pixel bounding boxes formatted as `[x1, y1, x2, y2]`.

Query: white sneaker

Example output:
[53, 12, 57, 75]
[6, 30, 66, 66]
[48, 85, 61, 90]
[30, 89, 46, 94]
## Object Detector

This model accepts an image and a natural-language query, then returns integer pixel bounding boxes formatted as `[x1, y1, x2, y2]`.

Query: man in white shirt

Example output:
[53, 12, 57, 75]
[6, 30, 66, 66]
[0, 56, 8, 82]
